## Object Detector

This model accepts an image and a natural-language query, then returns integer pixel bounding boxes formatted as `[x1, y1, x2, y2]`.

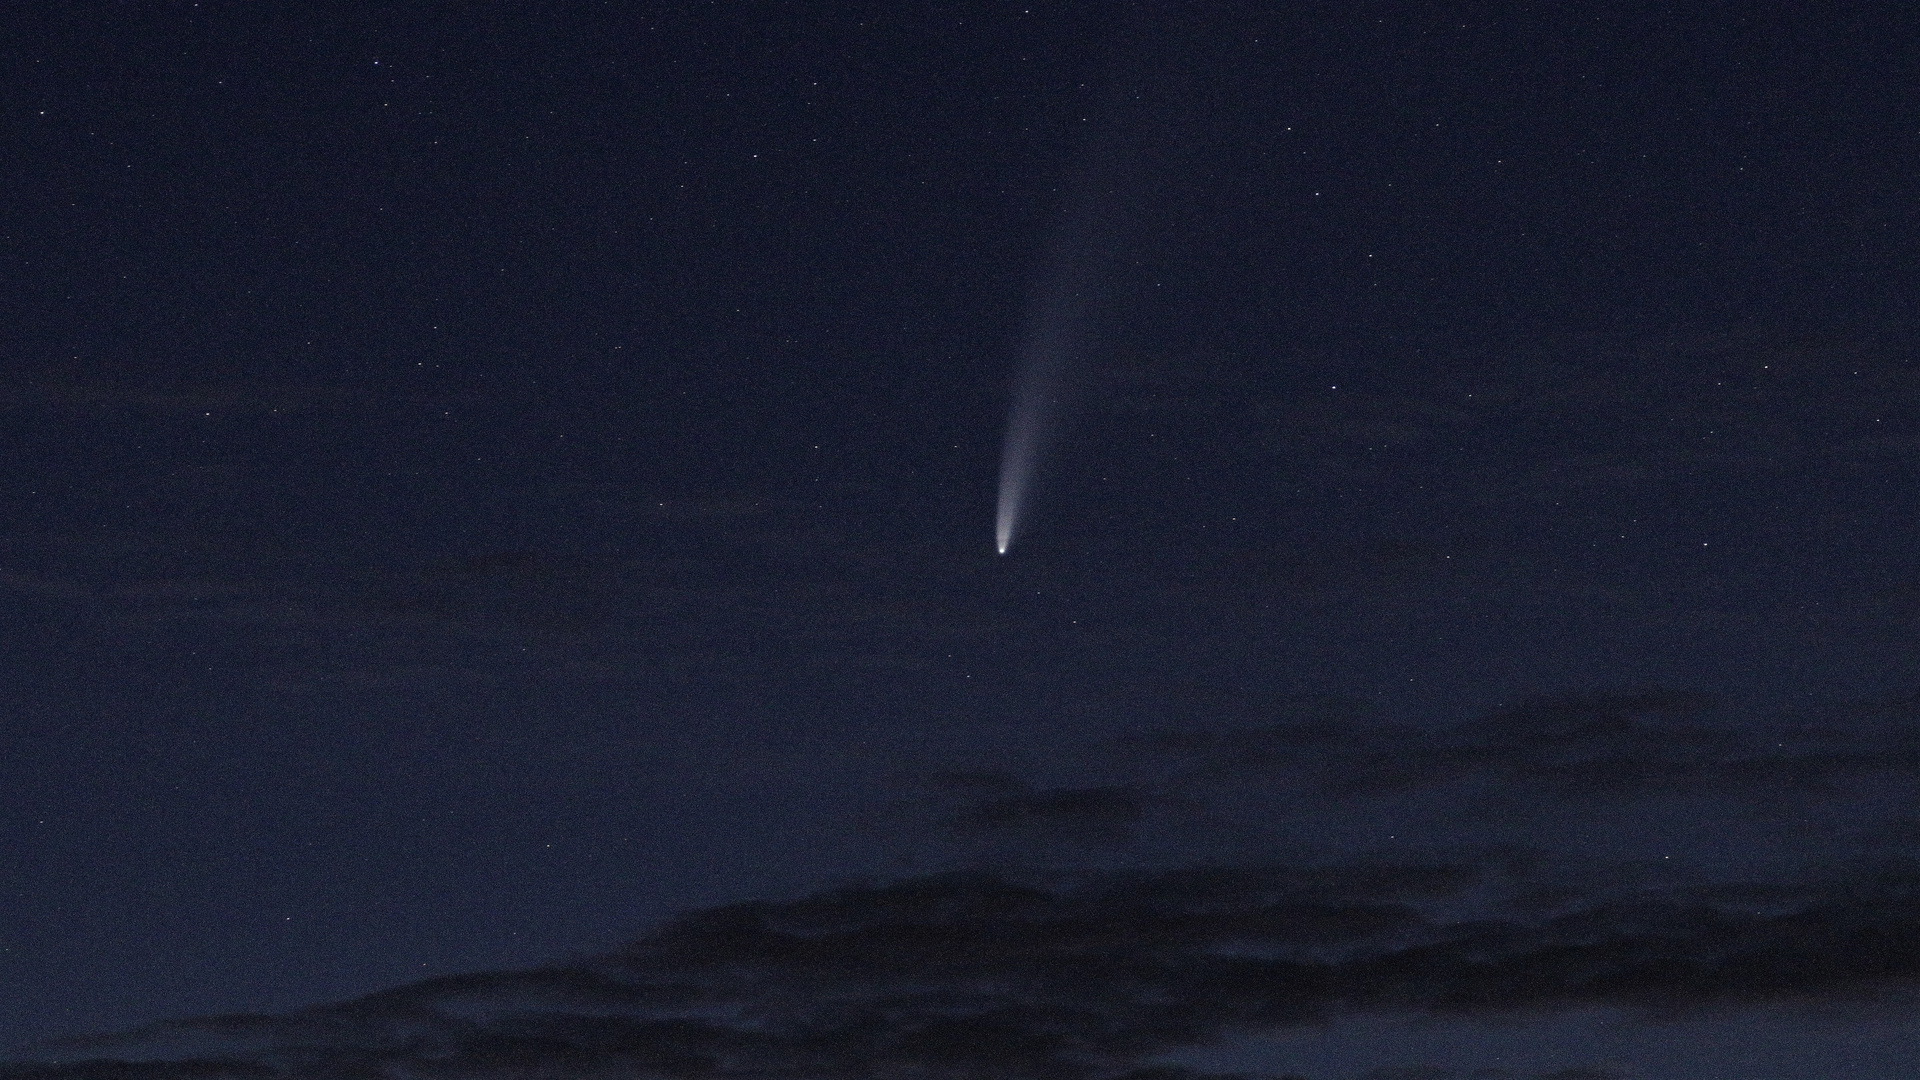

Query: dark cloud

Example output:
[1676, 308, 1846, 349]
[1351, 1060, 1620, 1068]
[944, 776, 1149, 844]
[0, 1065, 279, 1080]
[958, 783, 1145, 831]
[1139, 690, 1920, 807]
[359, 548, 625, 635]
[821, 690, 1920, 894]
[14, 852, 1920, 1079]
[1097, 332, 1918, 523]
[0, 338, 358, 417]
[0, 368, 355, 418]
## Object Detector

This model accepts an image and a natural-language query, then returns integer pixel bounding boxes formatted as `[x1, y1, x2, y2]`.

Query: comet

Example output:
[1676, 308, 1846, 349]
[991, 6, 1171, 554]
[993, 184, 1113, 555]
[995, 347, 1060, 555]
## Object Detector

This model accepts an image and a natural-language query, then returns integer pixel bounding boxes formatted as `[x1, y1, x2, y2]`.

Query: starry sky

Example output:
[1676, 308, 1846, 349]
[5, 3, 1920, 1078]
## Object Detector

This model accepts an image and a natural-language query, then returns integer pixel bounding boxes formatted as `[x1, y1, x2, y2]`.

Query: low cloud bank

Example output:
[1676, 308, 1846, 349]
[14, 848, 1920, 1080]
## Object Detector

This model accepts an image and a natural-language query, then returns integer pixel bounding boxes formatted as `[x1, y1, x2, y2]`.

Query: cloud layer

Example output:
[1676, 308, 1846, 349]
[12, 691, 1920, 1077]
[13, 841, 1920, 1080]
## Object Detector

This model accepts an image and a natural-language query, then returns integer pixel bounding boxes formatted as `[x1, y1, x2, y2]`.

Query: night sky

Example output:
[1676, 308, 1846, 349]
[6, 4, 1920, 1078]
